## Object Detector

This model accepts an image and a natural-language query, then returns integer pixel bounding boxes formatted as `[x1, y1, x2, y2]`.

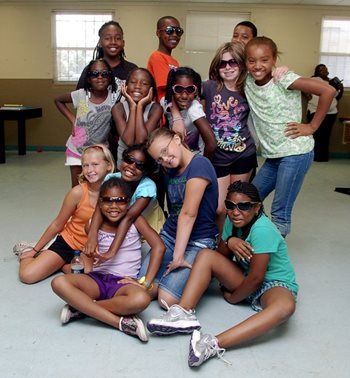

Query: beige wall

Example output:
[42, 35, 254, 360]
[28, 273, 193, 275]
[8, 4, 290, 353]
[0, 1, 350, 155]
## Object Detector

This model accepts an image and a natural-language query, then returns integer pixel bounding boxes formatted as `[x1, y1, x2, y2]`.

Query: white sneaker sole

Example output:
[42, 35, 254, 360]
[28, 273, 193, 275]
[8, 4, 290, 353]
[147, 319, 201, 335]
[60, 304, 71, 325]
[133, 316, 149, 342]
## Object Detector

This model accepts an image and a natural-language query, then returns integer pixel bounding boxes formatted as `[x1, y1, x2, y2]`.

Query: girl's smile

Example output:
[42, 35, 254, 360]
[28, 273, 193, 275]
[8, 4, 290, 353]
[100, 187, 129, 223]
[246, 44, 276, 86]
[127, 70, 152, 102]
[120, 150, 145, 182]
[99, 25, 125, 59]
[88, 62, 111, 92]
[219, 52, 240, 85]
[173, 76, 197, 110]
[148, 135, 183, 169]
[81, 151, 112, 183]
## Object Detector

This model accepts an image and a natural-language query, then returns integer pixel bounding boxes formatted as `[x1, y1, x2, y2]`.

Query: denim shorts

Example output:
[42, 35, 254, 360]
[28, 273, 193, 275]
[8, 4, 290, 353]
[246, 280, 298, 312]
[138, 230, 216, 300]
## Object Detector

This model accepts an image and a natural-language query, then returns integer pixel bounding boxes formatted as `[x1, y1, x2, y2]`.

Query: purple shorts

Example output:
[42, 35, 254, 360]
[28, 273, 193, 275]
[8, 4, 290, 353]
[88, 272, 131, 300]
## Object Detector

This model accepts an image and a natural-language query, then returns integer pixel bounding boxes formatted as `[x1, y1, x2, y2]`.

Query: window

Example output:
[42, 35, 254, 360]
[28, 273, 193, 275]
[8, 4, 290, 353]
[184, 12, 250, 80]
[54, 12, 113, 82]
[320, 17, 350, 87]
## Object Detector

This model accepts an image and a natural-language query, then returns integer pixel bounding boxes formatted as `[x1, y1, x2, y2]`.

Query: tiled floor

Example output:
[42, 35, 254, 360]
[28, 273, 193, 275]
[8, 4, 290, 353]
[1, 151, 349, 378]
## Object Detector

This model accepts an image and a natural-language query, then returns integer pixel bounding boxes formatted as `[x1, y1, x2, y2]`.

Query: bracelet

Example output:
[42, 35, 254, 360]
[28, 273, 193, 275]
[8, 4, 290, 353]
[33, 246, 39, 253]
[138, 276, 154, 290]
[225, 236, 233, 248]
[172, 117, 183, 122]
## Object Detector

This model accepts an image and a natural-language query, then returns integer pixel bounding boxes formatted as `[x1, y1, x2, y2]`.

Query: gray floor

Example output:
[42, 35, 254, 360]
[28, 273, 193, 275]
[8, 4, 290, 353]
[0, 151, 349, 378]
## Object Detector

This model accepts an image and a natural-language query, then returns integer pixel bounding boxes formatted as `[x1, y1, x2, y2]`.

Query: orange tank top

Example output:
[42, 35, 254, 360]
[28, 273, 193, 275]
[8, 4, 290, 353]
[60, 182, 95, 251]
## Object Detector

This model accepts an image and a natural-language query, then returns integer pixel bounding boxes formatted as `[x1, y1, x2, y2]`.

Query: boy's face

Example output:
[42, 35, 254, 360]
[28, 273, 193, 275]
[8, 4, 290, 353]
[157, 18, 182, 52]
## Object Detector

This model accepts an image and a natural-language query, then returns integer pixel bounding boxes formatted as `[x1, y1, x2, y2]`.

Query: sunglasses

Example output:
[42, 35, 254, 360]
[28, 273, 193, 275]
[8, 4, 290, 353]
[158, 26, 184, 37]
[100, 196, 129, 204]
[87, 70, 112, 78]
[224, 200, 258, 212]
[219, 59, 239, 70]
[123, 153, 146, 171]
[172, 84, 197, 95]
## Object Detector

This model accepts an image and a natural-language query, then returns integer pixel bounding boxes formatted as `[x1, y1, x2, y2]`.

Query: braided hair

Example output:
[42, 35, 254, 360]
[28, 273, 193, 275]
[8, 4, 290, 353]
[164, 66, 202, 108]
[100, 176, 132, 202]
[227, 180, 263, 240]
[122, 143, 158, 175]
[93, 21, 126, 60]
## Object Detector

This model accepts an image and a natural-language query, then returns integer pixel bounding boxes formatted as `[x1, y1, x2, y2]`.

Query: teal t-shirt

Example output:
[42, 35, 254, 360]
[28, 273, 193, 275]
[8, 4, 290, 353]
[223, 213, 298, 293]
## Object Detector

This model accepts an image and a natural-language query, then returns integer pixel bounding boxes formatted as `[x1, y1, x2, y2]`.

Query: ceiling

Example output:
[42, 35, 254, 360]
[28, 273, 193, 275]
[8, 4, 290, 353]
[2, 0, 350, 6]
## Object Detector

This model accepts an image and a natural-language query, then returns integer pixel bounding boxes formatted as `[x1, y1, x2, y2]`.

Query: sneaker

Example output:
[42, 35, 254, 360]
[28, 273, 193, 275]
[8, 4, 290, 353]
[147, 300, 201, 335]
[119, 315, 148, 342]
[188, 330, 231, 367]
[60, 304, 85, 325]
[13, 241, 37, 260]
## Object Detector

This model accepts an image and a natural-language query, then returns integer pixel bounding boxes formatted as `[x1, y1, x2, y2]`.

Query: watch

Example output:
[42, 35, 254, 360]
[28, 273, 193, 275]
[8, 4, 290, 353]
[138, 276, 153, 290]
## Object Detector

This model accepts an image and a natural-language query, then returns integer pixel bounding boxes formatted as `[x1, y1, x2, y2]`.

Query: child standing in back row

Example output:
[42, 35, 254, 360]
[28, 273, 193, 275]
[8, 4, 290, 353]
[147, 16, 183, 102]
[244, 36, 335, 236]
[112, 68, 163, 169]
[55, 59, 118, 187]
[163, 67, 216, 159]
[202, 41, 257, 235]
[76, 21, 138, 163]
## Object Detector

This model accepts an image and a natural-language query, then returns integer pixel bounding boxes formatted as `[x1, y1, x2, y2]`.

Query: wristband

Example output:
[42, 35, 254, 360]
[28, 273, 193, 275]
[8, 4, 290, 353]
[138, 276, 153, 290]
[225, 236, 234, 248]
[33, 246, 39, 253]
[172, 117, 183, 122]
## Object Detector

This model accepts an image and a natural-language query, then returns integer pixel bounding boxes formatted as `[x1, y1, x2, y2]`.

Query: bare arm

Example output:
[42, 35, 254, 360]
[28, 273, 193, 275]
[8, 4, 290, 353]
[32, 186, 82, 252]
[95, 197, 151, 262]
[194, 117, 216, 159]
[54, 93, 75, 127]
[135, 97, 162, 143]
[112, 100, 137, 147]
[169, 98, 187, 136]
[166, 177, 209, 274]
[83, 205, 103, 257]
[223, 253, 270, 304]
[285, 77, 336, 138]
[134, 215, 165, 283]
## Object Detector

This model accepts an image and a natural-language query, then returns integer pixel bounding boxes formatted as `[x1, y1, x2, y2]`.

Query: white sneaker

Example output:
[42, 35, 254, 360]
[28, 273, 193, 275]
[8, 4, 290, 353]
[147, 300, 201, 335]
[188, 330, 231, 367]
[13, 241, 37, 260]
[119, 315, 148, 342]
[60, 304, 85, 325]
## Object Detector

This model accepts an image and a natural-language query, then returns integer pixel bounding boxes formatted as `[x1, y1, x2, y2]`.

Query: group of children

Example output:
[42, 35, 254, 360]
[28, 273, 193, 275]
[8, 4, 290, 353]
[13, 16, 336, 368]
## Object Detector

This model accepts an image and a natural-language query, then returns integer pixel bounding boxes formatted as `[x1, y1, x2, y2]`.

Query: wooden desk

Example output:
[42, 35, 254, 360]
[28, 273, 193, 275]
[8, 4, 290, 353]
[0, 106, 42, 163]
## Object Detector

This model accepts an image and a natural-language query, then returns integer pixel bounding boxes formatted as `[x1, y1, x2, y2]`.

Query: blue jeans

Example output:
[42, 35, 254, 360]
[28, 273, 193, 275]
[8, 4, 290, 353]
[138, 230, 216, 300]
[252, 151, 314, 236]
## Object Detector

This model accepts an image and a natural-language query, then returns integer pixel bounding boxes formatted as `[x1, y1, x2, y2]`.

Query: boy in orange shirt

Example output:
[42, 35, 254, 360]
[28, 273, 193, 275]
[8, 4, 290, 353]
[147, 16, 183, 102]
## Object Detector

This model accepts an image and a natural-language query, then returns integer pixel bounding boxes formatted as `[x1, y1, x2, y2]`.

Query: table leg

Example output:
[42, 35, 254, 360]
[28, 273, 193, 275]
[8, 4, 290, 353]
[0, 119, 5, 164]
[18, 118, 26, 155]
